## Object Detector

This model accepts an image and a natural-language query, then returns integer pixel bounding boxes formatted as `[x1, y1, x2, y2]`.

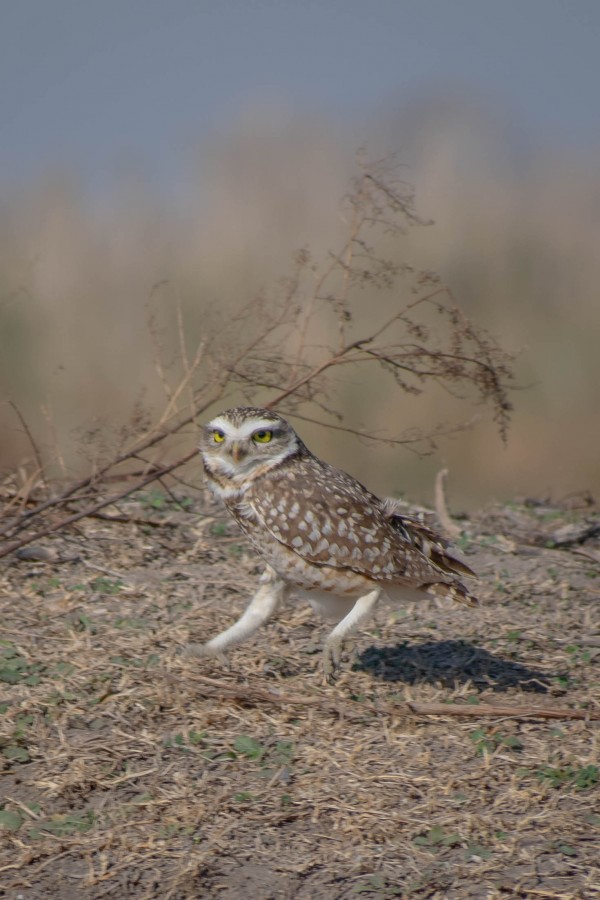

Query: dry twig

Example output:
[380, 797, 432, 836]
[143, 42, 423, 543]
[434, 468, 462, 538]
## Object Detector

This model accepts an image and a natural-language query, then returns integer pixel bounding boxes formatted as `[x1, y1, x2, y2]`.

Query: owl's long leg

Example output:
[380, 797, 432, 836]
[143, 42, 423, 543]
[322, 588, 381, 683]
[186, 566, 288, 662]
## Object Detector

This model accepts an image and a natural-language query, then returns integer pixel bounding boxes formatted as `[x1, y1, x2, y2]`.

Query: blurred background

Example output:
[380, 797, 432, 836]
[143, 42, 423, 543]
[1, 0, 599, 509]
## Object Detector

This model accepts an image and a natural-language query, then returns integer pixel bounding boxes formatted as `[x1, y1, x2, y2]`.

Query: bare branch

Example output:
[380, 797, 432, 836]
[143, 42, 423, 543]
[1, 154, 516, 556]
[6, 400, 47, 489]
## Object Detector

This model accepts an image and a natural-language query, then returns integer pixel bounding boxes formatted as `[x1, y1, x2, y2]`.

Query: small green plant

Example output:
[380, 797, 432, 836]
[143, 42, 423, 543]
[91, 576, 123, 594]
[29, 811, 96, 840]
[0, 808, 24, 832]
[231, 735, 295, 779]
[163, 729, 208, 753]
[29, 577, 62, 596]
[233, 735, 264, 760]
[353, 874, 403, 896]
[536, 764, 598, 791]
[0, 642, 43, 686]
[163, 732, 183, 750]
[210, 522, 228, 537]
[12, 713, 35, 739]
[554, 842, 578, 857]
[70, 612, 94, 632]
[469, 728, 523, 756]
[413, 826, 461, 848]
[139, 490, 168, 510]
[564, 645, 593, 665]
[456, 533, 470, 551]
[2, 745, 30, 763]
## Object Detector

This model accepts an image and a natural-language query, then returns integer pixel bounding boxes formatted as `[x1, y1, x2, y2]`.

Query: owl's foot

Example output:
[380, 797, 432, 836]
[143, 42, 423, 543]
[183, 643, 230, 668]
[322, 637, 343, 685]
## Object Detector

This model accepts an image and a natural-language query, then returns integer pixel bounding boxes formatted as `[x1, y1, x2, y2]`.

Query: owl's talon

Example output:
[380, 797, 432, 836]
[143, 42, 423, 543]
[322, 639, 343, 684]
[183, 643, 230, 668]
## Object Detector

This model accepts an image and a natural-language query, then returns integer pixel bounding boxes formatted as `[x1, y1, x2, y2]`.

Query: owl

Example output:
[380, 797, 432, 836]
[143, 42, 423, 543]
[191, 406, 477, 681]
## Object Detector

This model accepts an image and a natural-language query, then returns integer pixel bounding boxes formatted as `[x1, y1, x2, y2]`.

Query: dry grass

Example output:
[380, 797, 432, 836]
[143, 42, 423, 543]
[1, 489, 599, 899]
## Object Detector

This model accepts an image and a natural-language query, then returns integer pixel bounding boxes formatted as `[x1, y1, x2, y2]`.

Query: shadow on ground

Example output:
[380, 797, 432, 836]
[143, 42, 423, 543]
[355, 640, 555, 692]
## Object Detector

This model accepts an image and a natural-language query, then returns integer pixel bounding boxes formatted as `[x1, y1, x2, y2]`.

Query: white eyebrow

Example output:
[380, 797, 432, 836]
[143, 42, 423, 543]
[207, 417, 280, 439]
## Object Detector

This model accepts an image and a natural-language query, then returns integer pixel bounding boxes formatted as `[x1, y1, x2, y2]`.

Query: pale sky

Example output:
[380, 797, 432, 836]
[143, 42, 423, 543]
[1, 0, 599, 192]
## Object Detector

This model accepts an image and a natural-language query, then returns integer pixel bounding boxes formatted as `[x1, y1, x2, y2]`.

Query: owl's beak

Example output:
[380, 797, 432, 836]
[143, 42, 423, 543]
[230, 441, 247, 463]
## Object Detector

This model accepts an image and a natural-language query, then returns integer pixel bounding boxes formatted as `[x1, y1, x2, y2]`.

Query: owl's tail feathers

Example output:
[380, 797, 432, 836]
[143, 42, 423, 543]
[426, 580, 479, 608]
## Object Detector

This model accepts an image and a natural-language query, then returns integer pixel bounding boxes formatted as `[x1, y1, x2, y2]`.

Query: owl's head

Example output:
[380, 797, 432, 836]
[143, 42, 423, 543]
[199, 407, 302, 478]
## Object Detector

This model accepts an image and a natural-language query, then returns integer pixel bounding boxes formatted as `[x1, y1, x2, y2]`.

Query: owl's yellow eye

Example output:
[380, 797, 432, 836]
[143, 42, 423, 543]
[212, 429, 225, 443]
[252, 429, 273, 443]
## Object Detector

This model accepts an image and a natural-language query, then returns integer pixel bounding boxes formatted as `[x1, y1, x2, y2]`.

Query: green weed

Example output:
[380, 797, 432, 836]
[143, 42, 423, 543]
[536, 764, 598, 791]
[413, 826, 462, 848]
[234, 735, 264, 760]
[91, 576, 123, 594]
[0, 808, 24, 831]
[29, 811, 96, 840]
[353, 874, 403, 896]
[210, 522, 228, 537]
[469, 728, 523, 756]
[0, 642, 43, 686]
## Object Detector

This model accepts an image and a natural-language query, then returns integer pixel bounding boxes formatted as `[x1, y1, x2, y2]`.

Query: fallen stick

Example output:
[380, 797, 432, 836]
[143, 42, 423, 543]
[405, 700, 600, 721]
[188, 675, 600, 721]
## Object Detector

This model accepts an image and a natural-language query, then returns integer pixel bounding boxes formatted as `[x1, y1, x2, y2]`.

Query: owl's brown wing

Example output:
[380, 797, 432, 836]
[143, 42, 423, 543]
[381, 501, 476, 578]
[246, 455, 469, 590]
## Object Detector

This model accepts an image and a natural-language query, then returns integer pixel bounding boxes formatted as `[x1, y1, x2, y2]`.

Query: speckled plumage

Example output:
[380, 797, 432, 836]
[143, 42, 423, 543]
[193, 406, 477, 679]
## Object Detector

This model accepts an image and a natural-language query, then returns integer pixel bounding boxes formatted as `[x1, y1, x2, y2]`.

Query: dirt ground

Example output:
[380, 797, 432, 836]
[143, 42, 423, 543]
[1, 489, 599, 899]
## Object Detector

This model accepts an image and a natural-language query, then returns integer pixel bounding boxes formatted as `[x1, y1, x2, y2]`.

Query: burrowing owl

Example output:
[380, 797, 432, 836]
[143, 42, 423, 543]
[192, 406, 477, 681]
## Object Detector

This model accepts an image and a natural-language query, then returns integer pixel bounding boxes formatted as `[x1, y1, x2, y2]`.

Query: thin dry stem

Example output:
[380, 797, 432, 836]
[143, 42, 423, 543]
[435, 469, 462, 539]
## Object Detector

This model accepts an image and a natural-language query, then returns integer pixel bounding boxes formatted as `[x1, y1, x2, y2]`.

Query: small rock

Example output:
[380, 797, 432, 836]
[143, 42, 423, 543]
[15, 545, 58, 562]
